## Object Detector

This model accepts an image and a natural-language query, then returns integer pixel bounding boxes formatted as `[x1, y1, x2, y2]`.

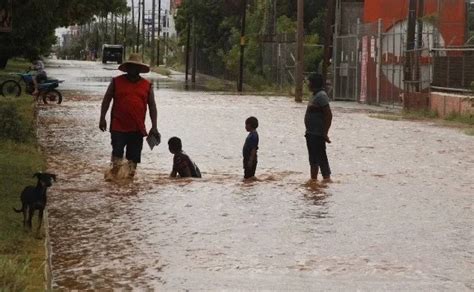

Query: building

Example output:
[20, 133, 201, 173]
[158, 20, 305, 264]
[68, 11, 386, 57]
[332, 0, 469, 105]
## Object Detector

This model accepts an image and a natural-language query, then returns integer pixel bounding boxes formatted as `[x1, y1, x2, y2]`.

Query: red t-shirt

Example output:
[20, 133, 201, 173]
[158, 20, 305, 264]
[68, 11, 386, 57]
[111, 75, 151, 136]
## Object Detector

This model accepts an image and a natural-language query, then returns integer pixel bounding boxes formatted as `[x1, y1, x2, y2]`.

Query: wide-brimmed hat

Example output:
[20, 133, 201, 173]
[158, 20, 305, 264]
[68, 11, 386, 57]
[118, 53, 150, 73]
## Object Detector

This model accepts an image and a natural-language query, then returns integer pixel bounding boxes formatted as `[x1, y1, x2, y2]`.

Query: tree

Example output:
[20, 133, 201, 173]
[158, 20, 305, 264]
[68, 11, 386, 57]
[174, 0, 327, 87]
[0, 0, 127, 67]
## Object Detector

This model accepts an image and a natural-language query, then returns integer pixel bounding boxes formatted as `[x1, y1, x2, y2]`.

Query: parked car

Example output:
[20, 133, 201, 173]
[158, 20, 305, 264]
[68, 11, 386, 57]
[102, 44, 124, 64]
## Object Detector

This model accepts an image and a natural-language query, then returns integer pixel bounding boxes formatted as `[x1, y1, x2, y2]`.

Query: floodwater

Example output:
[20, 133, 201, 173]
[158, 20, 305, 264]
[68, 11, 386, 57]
[39, 60, 473, 290]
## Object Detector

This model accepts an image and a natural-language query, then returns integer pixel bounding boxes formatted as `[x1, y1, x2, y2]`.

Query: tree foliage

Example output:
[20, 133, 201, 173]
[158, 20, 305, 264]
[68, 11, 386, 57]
[0, 0, 127, 63]
[175, 0, 326, 86]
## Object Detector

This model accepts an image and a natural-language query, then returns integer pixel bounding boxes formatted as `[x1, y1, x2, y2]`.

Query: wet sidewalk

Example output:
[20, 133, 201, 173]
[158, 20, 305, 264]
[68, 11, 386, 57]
[39, 60, 473, 290]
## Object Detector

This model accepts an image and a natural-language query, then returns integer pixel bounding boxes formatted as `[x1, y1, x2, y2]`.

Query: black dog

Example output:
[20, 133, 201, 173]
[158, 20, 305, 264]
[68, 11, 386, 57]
[13, 173, 56, 234]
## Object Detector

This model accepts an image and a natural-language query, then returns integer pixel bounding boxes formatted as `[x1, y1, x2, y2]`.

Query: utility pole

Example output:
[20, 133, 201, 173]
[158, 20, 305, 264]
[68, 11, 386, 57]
[157, 0, 162, 66]
[151, 0, 156, 66]
[104, 14, 109, 44]
[114, 14, 118, 44]
[164, 12, 168, 66]
[295, 0, 304, 102]
[323, 0, 336, 87]
[405, 0, 417, 93]
[185, 22, 191, 82]
[142, 0, 146, 59]
[136, 0, 141, 53]
[123, 11, 128, 56]
[192, 16, 197, 83]
[415, 0, 424, 92]
[238, 0, 248, 92]
[131, 0, 135, 52]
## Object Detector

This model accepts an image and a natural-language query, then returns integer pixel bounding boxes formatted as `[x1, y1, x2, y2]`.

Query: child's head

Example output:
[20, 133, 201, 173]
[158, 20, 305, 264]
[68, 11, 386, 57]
[168, 136, 182, 154]
[245, 116, 258, 132]
[307, 73, 324, 92]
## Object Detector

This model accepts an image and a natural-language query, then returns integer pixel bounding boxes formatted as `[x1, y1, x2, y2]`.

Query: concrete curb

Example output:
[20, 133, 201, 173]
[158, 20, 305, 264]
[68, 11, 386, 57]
[35, 102, 53, 291]
[44, 208, 53, 291]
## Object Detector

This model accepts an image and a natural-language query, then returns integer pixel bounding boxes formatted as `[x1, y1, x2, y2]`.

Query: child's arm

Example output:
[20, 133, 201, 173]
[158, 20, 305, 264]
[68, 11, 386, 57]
[170, 166, 191, 178]
[170, 169, 177, 178]
[322, 105, 333, 143]
[247, 148, 257, 168]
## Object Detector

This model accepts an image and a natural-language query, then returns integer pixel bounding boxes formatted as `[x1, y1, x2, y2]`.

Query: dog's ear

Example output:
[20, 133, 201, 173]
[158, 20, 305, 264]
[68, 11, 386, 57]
[51, 174, 57, 182]
[33, 173, 42, 179]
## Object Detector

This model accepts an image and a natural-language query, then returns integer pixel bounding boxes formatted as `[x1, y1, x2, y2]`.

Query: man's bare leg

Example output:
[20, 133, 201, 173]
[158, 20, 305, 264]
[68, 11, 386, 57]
[310, 165, 319, 180]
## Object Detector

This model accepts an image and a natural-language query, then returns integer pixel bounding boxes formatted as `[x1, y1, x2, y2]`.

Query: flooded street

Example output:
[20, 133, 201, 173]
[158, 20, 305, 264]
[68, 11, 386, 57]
[39, 60, 473, 290]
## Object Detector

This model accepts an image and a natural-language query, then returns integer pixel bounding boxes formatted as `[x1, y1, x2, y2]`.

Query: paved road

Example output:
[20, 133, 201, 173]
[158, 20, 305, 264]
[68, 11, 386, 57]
[39, 59, 473, 290]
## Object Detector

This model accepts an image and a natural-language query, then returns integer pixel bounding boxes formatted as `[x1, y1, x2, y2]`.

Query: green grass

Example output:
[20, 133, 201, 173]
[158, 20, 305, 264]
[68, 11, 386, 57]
[444, 112, 474, 126]
[0, 58, 29, 80]
[370, 109, 474, 136]
[0, 96, 46, 291]
[369, 113, 403, 121]
[402, 109, 439, 120]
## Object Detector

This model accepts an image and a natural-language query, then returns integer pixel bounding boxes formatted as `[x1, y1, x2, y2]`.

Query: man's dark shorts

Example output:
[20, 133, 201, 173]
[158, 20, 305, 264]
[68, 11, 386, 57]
[111, 131, 143, 163]
[305, 134, 331, 177]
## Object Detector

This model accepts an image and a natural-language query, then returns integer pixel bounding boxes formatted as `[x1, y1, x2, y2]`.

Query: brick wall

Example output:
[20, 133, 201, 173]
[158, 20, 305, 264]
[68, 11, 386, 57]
[430, 92, 474, 118]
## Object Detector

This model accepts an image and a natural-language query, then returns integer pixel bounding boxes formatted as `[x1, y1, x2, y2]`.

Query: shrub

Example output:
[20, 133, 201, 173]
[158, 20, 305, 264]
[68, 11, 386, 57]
[0, 102, 32, 143]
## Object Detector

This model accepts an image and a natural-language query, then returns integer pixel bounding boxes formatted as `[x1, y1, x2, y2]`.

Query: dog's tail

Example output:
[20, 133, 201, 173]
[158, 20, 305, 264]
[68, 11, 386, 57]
[13, 206, 24, 213]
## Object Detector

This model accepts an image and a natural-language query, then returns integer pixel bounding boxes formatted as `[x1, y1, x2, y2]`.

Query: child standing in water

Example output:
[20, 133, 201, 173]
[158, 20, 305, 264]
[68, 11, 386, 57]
[168, 137, 201, 178]
[242, 117, 259, 180]
[304, 73, 332, 182]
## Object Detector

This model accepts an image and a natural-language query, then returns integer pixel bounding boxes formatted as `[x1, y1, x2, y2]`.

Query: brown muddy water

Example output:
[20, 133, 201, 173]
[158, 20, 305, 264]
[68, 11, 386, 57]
[37, 60, 473, 290]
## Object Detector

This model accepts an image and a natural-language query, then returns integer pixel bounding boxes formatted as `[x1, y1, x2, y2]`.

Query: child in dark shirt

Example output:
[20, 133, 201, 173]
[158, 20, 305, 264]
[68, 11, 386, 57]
[242, 116, 259, 179]
[168, 137, 201, 178]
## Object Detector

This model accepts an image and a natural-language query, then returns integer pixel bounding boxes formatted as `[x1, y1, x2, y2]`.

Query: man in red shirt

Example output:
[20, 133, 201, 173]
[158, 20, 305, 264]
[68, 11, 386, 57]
[99, 54, 159, 177]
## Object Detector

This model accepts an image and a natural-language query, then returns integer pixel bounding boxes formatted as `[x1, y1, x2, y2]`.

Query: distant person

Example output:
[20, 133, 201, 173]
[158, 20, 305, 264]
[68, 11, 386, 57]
[31, 60, 47, 95]
[99, 53, 159, 178]
[242, 116, 259, 180]
[305, 73, 332, 182]
[168, 137, 201, 178]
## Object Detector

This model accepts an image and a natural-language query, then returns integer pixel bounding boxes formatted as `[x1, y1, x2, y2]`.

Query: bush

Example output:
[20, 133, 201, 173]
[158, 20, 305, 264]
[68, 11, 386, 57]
[445, 112, 474, 125]
[0, 102, 32, 143]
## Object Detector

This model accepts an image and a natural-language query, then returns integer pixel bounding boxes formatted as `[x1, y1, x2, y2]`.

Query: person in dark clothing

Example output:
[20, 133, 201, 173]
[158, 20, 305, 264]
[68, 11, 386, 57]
[304, 73, 333, 182]
[168, 137, 201, 178]
[243, 116, 259, 180]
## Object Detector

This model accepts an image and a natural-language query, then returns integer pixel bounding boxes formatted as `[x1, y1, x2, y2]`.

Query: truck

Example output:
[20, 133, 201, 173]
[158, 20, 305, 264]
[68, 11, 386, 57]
[102, 44, 124, 64]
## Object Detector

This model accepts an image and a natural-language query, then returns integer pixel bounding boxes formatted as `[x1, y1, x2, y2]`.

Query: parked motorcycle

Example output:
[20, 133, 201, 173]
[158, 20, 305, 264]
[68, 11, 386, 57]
[0, 72, 64, 104]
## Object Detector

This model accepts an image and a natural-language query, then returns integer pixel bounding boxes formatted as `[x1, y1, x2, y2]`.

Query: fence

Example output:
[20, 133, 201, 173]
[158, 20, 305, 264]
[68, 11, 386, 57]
[431, 47, 474, 92]
[190, 33, 323, 90]
[333, 18, 440, 106]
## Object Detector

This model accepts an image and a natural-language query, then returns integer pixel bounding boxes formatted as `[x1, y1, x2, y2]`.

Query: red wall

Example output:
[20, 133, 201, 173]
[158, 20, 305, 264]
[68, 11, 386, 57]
[364, 0, 467, 46]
